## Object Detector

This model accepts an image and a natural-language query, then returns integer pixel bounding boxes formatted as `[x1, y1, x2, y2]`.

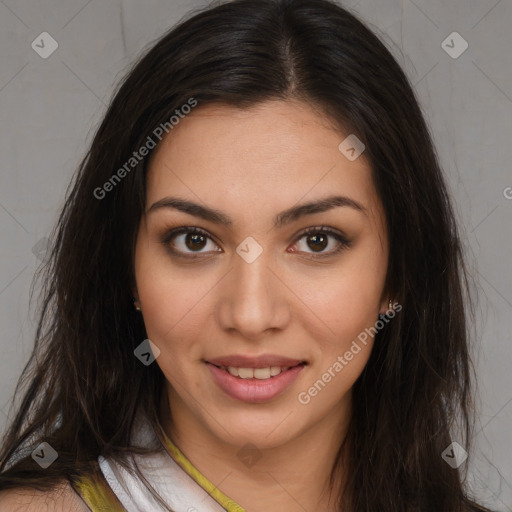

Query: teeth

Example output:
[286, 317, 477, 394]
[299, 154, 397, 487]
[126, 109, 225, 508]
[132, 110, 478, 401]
[253, 367, 271, 379]
[223, 365, 291, 379]
[270, 366, 283, 377]
[227, 366, 239, 377]
[238, 367, 254, 379]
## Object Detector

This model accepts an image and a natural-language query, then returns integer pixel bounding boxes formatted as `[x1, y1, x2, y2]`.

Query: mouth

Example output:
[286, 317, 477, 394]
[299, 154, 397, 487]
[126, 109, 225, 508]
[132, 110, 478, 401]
[205, 359, 307, 403]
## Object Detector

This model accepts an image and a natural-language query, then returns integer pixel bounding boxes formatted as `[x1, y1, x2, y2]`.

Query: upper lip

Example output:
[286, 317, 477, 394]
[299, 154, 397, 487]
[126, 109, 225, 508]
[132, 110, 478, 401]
[206, 354, 306, 368]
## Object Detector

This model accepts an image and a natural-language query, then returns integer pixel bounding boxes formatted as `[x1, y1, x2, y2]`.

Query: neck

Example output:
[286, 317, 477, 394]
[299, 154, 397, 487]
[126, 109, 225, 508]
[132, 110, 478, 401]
[159, 386, 351, 512]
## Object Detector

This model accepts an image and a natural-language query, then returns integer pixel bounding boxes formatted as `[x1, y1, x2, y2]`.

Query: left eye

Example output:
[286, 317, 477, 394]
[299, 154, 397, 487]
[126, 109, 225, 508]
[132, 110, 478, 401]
[291, 227, 350, 256]
[161, 226, 350, 258]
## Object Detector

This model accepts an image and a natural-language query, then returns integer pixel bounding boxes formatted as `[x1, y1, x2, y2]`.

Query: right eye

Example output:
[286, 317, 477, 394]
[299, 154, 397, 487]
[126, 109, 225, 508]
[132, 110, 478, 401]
[161, 226, 222, 258]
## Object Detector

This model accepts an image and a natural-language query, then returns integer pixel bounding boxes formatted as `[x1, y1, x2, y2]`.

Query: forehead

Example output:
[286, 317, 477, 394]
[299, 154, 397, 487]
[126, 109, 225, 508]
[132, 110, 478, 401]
[145, 100, 383, 226]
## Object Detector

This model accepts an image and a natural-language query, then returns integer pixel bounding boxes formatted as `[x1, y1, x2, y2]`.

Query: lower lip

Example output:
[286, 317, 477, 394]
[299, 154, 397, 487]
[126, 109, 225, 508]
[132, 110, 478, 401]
[206, 362, 305, 403]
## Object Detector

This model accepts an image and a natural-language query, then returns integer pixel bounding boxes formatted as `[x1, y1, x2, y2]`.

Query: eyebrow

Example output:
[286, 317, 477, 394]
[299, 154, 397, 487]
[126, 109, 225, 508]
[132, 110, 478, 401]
[147, 194, 367, 228]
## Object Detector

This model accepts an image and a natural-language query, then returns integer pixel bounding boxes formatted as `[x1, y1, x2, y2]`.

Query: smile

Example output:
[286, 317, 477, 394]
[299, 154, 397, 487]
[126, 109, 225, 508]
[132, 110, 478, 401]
[206, 362, 306, 403]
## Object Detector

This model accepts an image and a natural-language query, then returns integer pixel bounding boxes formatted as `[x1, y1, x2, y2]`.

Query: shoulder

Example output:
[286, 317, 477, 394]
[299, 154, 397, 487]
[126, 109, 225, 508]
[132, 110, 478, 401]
[0, 479, 89, 512]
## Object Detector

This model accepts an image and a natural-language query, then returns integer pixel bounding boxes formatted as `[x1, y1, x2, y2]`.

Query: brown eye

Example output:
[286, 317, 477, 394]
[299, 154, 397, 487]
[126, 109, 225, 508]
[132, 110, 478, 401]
[161, 227, 221, 257]
[306, 233, 328, 252]
[185, 233, 207, 251]
[291, 226, 351, 258]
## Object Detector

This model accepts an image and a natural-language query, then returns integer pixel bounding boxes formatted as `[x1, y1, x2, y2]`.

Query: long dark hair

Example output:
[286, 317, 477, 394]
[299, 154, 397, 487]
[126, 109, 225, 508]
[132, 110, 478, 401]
[0, 0, 493, 510]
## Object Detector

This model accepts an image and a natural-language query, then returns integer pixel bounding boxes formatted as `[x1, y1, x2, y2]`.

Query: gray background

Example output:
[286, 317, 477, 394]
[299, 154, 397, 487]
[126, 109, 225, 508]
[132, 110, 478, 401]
[0, 0, 511, 509]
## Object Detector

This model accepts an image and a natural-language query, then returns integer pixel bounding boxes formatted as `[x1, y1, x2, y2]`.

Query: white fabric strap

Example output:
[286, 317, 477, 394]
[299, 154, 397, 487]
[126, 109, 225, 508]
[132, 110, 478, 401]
[98, 415, 229, 512]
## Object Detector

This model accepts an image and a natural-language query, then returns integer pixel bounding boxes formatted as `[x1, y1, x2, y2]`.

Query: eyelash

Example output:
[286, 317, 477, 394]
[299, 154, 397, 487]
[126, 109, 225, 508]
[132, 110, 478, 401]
[160, 225, 351, 260]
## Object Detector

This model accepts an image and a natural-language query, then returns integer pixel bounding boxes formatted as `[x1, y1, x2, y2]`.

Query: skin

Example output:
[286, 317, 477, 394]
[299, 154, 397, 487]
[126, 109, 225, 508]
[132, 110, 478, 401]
[133, 99, 390, 512]
[0, 482, 89, 511]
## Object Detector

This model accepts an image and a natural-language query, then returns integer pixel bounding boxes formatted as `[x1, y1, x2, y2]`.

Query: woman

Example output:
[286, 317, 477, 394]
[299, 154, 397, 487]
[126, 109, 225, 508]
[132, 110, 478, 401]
[0, 0, 495, 510]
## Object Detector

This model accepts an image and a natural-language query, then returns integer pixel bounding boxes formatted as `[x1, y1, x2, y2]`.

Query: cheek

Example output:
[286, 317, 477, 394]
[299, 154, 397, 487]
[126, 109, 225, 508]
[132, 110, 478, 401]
[295, 254, 386, 340]
[134, 236, 194, 349]
[136, 277, 207, 386]
[134, 230, 208, 333]
[292, 247, 386, 389]
[137, 277, 210, 350]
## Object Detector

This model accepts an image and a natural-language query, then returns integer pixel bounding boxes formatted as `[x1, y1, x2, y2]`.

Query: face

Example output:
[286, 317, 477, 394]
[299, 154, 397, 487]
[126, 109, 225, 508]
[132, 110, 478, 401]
[133, 99, 389, 451]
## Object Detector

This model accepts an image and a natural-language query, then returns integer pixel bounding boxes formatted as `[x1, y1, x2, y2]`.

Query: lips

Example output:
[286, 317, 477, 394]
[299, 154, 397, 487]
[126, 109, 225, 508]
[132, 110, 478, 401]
[206, 361, 306, 403]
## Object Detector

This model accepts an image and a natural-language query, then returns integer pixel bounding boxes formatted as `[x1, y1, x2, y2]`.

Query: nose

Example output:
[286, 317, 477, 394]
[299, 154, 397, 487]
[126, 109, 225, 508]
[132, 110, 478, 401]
[216, 247, 291, 340]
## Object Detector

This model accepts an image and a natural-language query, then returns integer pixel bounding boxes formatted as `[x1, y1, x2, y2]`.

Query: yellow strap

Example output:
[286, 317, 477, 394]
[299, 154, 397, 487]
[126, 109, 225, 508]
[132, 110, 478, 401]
[69, 469, 126, 512]
[156, 425, 247, 512]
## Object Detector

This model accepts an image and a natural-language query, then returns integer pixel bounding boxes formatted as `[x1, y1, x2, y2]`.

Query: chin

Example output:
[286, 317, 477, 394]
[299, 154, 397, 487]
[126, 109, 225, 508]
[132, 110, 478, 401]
[206, 408, 304, 448]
